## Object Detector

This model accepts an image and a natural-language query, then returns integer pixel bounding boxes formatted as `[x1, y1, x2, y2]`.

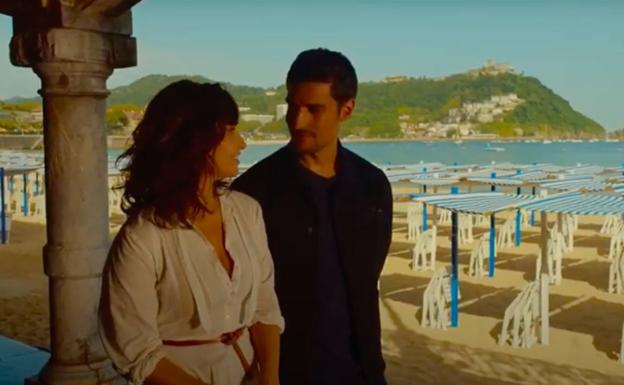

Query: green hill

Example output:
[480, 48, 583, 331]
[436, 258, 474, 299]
[342, 73, 604, 138]
[0, 71, 599, 138]
[107, 74, 275, 112]
[104, 71, 604, 139]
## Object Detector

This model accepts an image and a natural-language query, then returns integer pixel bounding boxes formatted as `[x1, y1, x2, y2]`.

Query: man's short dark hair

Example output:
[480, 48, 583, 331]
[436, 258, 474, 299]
[286, 48, 358, 104]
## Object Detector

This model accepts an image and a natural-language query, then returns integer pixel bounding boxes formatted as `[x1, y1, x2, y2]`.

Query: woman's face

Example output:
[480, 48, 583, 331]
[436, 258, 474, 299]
[212, 124, 247, 179]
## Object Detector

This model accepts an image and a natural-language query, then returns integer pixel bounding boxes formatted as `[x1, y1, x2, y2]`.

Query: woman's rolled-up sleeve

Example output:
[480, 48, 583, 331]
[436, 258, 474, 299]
[251, 203, 285, 332]
[99, 226, 166, 385]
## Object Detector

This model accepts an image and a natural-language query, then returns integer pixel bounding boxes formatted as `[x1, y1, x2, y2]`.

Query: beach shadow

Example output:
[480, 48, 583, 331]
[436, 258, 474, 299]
[488, 292, 580, 344]
[382, 274, 544, 322]
[393, 214, 406, 221]
[380, 294, 624, 385]
[435, 246, 471, 265]
[491, 252, 538, 281]
[380, 273, 431, 307]
[577, 223, 604, 232]
[550, 297, 624, 360]
[561, 259, 611, 290]
[574, 237, 611, 256]
[3, 221, 46, 247]
[380, 297, 522, 385]
[458, 284, 520, 320]
[393, 223, 408, 233]
[388, 242, 413, 260]
[460, 251, 541, 282]
[110, 212, 126, 227]
[521, 236, 543, 246]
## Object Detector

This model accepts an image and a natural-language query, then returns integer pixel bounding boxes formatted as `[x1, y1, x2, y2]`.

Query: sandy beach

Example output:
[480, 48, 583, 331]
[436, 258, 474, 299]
[1, 188, 624, 384]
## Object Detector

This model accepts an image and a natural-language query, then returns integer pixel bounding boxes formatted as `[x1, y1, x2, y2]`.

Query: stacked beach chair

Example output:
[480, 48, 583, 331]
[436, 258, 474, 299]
[499, 281, 540, 348]
[29, 194, 45, 218]
[421, 267, 459, 330]
[412, 226, 437, 271]
[438, 209, 452, 225]
[608, 225, 624, 294]
[535, 228, 567, 285]
[473, 214, 489, 227]
[497, 215, 516, 250]
[621, 322, 624, 364]
[108, 174, 126, 217]
[109, 188, 124, 217]
[519, 209, 532, 228]
[2, 170, 46, 225]
[406, 202, 422, 241]
[468, 233, 490, 277]
[601, 214, 623, 236]
[558, 214, 576, 253]
[458, 214, 474, 245]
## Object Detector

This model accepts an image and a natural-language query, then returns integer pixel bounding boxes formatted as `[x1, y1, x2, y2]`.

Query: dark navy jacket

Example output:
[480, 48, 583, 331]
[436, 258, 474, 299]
[232, 143, 392, 385]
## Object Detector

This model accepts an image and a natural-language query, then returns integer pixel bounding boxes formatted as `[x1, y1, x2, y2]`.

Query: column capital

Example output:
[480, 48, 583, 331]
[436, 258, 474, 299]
[10, 27, 136, 70]
[32, 61, 113, 98]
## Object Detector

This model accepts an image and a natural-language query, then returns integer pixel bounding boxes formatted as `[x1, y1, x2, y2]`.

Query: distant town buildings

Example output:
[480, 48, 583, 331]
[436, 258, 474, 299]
[240, 114, 274, 124]
[121, 110, 143, 135]
[399, 93, 524, 138]
[466, 59, 516, 77]
[275, 103, 288, 120]
[383, 75, 409, 83]
[0, 105, 43, 134]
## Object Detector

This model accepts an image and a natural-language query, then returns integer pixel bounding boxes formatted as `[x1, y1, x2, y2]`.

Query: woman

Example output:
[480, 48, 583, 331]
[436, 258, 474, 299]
[99, 80, 283, 385]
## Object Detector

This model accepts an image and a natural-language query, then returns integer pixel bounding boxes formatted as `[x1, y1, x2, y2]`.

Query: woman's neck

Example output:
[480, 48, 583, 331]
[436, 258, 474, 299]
[196, 177, 222, 216]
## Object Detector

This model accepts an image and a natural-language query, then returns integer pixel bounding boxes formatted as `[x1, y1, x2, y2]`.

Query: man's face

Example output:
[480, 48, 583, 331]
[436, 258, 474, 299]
[285, 81, 354, 156]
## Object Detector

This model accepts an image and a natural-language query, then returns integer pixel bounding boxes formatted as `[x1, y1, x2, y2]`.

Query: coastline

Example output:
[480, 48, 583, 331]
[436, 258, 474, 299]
[0, 134, 619, 151]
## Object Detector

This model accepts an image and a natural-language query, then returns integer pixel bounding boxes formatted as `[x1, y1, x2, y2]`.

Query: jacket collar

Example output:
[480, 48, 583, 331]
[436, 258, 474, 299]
[281, 140, 358, 189]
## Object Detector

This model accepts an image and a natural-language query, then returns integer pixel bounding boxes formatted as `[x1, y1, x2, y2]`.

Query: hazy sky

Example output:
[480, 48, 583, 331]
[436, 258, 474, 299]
[1, 0, 622, 130]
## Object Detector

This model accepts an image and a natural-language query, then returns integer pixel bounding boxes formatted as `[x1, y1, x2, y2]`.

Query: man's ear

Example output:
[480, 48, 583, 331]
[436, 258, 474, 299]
[339, 99, 355, 122]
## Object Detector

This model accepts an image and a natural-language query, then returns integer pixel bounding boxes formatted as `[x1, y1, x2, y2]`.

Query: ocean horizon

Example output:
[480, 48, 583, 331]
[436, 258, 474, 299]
[107, 140, 624, 168]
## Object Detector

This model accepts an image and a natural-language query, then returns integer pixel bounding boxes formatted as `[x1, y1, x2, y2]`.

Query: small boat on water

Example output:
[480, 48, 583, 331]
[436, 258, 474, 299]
[483, 143, 505, 152]
[542, 139, 552, 144]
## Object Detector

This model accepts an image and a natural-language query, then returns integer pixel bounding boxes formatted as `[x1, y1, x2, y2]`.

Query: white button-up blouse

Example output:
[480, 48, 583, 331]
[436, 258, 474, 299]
[99, 190, 284, 385]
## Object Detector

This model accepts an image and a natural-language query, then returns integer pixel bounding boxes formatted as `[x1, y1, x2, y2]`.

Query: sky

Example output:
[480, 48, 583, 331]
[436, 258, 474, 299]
[0, 0, 623, 130]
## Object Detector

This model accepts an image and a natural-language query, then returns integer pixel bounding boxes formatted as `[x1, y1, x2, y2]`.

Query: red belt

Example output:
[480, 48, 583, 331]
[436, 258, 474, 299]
[162, 327, 251, 371]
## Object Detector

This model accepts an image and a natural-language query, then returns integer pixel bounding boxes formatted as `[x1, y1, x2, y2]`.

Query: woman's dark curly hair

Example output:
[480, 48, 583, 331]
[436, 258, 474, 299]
[116, 80, 239, 227]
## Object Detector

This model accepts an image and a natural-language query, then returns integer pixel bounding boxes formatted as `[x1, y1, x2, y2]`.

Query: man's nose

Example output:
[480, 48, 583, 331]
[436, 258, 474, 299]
[288, 108, 309, 130]
[237, 131, 247, 150]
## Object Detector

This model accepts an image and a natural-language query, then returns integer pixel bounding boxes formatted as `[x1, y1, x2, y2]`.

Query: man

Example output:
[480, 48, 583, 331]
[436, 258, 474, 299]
[232, 48, 392, 385]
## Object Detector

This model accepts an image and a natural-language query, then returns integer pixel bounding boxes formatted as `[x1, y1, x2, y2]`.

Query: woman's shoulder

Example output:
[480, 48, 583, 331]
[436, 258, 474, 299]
[116, 210, 170, 244]
[223, 189, 262, 213]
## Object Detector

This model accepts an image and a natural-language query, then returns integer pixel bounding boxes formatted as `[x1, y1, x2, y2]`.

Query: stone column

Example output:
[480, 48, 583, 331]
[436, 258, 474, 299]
[35, 61, 120, 385]
[7, 20, 137, 385]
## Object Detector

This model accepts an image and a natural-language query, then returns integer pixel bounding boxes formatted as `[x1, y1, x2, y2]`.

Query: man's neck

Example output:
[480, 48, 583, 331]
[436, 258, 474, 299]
[297, 141, 338, 178]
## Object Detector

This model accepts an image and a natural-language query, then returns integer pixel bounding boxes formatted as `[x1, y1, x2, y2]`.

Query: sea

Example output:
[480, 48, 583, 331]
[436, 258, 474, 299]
[5, 140, 623, 169]
[109, 140, 624, 168]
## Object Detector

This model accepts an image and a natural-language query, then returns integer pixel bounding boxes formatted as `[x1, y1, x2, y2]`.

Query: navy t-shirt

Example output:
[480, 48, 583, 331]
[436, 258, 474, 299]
[297, 164, 364, 385]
